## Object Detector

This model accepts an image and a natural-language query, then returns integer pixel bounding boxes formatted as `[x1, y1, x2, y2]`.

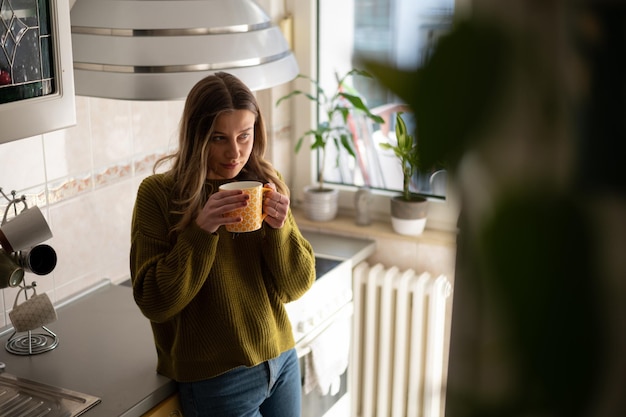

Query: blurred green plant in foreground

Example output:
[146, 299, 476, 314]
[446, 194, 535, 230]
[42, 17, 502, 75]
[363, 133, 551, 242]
[365, 2, 625, 416]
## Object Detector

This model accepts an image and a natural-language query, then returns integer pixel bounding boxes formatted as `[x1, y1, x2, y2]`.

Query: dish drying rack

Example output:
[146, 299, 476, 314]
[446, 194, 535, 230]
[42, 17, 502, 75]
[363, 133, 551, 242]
[1, 188, 59, 355]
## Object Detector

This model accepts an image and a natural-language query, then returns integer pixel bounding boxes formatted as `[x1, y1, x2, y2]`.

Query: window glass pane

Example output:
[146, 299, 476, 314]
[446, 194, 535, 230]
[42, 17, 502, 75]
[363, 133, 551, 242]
[318, 0, 454, 199]
[0, 0, 56, 104]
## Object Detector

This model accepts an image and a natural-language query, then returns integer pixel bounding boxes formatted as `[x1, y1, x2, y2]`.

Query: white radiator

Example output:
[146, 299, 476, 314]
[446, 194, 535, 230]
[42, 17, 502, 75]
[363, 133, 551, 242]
[350, 262, 452, 417]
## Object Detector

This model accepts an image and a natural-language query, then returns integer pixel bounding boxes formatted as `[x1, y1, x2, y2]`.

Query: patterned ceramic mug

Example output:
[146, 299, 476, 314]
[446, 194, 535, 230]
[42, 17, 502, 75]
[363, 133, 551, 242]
[9, 288, 57, 333]
[219, 181, 272, 233]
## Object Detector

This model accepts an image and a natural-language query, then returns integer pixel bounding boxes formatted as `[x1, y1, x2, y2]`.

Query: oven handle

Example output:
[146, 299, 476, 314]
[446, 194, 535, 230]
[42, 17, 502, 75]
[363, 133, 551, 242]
[295, 302, 353, 358]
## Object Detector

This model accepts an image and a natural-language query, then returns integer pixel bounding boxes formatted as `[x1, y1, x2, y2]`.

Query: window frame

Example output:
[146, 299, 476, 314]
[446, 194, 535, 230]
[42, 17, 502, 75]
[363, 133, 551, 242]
[289, 0, 461, 232]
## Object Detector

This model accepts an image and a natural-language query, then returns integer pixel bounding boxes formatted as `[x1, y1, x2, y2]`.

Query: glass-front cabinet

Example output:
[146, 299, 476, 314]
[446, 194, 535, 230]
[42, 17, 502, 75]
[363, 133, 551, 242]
[1, 0, 56, 103]
[0, 0, 75, 144]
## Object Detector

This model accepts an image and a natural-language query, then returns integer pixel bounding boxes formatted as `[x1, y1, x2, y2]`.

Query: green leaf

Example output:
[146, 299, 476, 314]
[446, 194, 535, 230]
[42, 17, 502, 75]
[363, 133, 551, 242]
[340, 134, 356, 158]
[396, 113, 409, 150]
[339, 93, 385, 124]
[311, 132, 325, 149]
[276, 68, 385, 188]
[337, 107, 350, 124]
[275, 73, 328, 107]
[364, 19, 513, 173]
[339, 93, 369, 112]
[295, 135, 305, 153]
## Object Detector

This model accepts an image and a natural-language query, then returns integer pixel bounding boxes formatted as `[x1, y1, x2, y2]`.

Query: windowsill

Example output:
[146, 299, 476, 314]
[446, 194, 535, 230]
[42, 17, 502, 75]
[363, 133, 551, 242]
[292, 207, 458, 247]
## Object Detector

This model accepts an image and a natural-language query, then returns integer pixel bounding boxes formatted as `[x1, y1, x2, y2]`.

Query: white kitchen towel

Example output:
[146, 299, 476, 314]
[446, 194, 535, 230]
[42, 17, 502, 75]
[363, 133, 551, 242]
[303, 313, 351, 396]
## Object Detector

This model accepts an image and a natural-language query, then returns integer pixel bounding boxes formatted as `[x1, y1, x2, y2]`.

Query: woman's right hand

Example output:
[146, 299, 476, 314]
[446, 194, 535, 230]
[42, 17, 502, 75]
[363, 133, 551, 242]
[195, 189, 248, 233]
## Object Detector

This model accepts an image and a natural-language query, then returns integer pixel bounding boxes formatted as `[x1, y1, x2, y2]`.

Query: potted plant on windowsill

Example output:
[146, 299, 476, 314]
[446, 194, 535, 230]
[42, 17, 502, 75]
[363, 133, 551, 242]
[277, 69, 384, 221]
[379, 111, 428, 235]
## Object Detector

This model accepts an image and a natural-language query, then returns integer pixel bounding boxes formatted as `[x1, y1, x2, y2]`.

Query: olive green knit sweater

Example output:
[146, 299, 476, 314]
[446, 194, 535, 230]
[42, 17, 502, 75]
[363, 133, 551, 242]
[130, 173, 315, 382]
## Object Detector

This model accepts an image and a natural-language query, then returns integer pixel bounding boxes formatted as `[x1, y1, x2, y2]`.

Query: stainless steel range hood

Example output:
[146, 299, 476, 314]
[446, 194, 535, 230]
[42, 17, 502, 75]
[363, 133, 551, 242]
[70, 0, 298, 100]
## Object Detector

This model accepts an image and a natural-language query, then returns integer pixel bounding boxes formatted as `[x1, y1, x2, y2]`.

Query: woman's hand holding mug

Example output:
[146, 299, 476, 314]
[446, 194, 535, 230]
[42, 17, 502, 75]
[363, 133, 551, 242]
[262, 183, 289, 229]
[196, 181, 289, 233]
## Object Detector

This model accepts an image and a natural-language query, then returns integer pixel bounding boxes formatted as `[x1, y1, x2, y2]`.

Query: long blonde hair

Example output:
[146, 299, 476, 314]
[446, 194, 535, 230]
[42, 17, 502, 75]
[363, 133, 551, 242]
[154, 72, 287, 233]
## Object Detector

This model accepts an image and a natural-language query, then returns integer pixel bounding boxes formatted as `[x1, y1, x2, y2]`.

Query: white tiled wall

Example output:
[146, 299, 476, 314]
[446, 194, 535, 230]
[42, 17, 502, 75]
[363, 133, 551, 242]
[0, 96, 184, 327]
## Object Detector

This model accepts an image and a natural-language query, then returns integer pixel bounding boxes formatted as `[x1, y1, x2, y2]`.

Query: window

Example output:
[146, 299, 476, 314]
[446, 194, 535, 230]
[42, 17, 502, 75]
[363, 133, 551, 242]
[318, 0, 454, 199]
[289, 0, 461, 231]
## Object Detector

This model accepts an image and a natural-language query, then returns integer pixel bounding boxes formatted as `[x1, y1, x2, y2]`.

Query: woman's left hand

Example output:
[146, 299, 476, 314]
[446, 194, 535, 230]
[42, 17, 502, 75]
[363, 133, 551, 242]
[263, 183, 289, 229]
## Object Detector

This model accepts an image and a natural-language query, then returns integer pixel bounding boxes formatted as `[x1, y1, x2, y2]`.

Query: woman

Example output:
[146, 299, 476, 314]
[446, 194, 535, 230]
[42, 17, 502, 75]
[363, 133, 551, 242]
[130, 72, 315, 417]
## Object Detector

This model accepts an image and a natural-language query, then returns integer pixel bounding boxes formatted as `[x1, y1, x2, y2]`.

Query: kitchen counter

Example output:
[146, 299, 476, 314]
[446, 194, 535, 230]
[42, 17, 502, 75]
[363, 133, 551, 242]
[0, 231, 375, 417]
[0, 281, 173, 417]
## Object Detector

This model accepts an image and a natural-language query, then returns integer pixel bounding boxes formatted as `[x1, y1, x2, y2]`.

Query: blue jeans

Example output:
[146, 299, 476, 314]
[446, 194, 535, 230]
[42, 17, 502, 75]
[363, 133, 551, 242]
[178, 348, 301, 417]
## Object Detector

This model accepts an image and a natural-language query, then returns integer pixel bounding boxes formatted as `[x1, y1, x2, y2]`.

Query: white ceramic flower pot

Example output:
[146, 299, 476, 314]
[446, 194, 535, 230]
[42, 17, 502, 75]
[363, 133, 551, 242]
[390, 195, 428, 235]
[302, 186, 339, 222]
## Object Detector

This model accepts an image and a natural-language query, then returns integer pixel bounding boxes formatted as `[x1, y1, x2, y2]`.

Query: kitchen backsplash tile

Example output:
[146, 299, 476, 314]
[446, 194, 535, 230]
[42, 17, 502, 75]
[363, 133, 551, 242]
[131, 100, 181, 154]
[0, 185, 48, 221]
[42, 97, 93, 182]
[0, 95, 183, 326]
[46, 190, 103, 290]
[133, 151, 168, 176]
[90, 179, 137, 281]
[94, 160, 133, 188]
[89, 98, 134, 169]
[0, 136, 46, 191]
[45, 176, 138, 301]
[47, 172, 94, 204]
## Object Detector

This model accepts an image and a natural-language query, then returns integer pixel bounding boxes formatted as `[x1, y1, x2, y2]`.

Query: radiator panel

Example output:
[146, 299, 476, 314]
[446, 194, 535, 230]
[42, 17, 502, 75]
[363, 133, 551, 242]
[351, 262, 452, 417]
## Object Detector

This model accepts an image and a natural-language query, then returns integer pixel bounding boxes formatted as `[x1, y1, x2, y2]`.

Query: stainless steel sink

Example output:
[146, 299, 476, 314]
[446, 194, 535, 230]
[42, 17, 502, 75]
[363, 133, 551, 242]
[0, 373, 100, 417]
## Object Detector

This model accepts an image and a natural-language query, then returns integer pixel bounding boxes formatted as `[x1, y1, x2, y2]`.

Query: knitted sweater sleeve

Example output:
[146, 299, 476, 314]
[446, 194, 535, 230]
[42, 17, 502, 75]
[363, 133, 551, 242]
[262, 208, 316, 303]
[130, 175, 218, 323]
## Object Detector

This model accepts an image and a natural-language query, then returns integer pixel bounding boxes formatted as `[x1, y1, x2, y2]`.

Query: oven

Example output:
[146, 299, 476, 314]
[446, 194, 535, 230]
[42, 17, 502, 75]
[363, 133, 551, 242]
[285, 256, 353, 417]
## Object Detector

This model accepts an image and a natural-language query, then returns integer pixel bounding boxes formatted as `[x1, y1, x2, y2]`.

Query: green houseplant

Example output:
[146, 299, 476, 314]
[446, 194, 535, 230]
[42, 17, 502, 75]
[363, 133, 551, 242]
[277, 69, 384, 221]
[379, 111, 428, 235]
[366, 13, 619, 417]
